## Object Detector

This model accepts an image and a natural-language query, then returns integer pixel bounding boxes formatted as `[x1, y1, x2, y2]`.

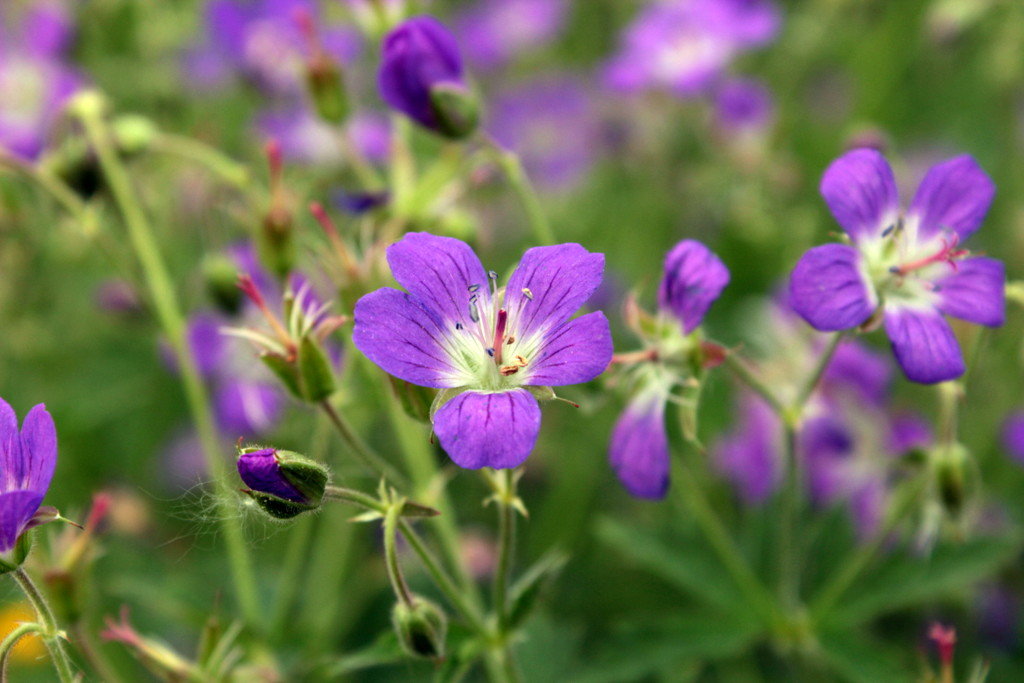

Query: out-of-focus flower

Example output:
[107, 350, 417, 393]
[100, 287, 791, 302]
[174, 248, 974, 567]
[602, 0, 779, 98]
[0, 2, 81, 160]
[454, 0, 567, 70]
[714, 77, 774, 135]
[714, 393, 778, 504]
[353, 232, 612, 469]
[0, 603, 45, 663]
[489, 75, 601, 192]
[94, 279, 144, 318]
[790, 149, 1003, 384]
[379, 16, 479, 139]
[609, 240, 730, 499]
[1001, 411, 1024, 465]
[0, 398, 57, 554]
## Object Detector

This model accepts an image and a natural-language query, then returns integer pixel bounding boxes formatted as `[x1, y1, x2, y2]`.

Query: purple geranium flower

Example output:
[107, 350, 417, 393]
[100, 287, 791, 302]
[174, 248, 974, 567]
[714, 393, 779, 503]
[0, 398, 57, 552]
[454, 0, 568, 70]
[609, 240, 730, 499]
[603, 0, 779, 98]
[714, 77, 774, 135]
[353, 232, 613, 469]
[790, 149, 1003, 384]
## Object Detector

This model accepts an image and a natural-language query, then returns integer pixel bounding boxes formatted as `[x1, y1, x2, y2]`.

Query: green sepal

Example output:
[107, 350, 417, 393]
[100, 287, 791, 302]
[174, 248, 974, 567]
[391, 597, 448, 659]
[428, 83, 479, 140]
[275, 450, 329, 505]
[298, 335, 336, 402]
[245, 490, 318, 520]
[307, 59, 349, 124]
[262, 353, 303, 399]
[202, 253, 243, 315]
[258, 209, 296, 279]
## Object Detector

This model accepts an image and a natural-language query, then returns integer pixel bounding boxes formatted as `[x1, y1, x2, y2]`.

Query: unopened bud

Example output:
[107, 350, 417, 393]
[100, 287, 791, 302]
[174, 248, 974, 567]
[237, 448, 328, 519]
[260, 207, 296, 279]
[112, 115, 158, 155]
[307, 56, 349, 124]
[202, 254, 243, 314]
[428, 82, 479, 140]
[391, 597, 447, 659]
[935, 444, 969, 518]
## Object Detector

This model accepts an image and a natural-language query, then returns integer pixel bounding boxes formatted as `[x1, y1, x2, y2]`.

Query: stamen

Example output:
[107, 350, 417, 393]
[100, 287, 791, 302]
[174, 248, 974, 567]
[469, 297, 480, 323]
[506, 335, 515, 345]
[237, 274, 295, 352]
[487, 348, 495, 357]
[521, 287, 533, 300]
[468, 283, 480, 293]
[455, 322, 463, 330]
[893, 234, 967, 277]
[499, 365, 520, 376]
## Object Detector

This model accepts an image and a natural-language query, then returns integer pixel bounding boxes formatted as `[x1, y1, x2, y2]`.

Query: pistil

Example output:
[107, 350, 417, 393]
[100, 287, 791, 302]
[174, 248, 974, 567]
[492, 308, 508, 365]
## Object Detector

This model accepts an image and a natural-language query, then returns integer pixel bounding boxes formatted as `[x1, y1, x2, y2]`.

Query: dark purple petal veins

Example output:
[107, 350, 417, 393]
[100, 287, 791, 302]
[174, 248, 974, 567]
[526, 312, 612, 386]
[789, 244, 876, 332]
[908, 155, 995, 242]
[504, 243, 604, 339]
[658, 239, 730, 334]
[820, 148, 899, 242]
[883, 306, 965, 384]
[433, 389, 541, 469]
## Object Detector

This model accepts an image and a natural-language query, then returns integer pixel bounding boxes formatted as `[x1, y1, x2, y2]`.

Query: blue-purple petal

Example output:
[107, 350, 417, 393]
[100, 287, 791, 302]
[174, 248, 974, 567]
[789, 244, 876, 331]
[0, 490, 44, 553]
[935, 257, 1005, 328]
[385, 232, 491, 327]
[889, 413, 933, 454]
[504, 243, 604, 339]
[908, 155, 995, 241]
[352, 288, 467, 388]
[820, 148, 900, 242]
[800, 414, 854, 505]
[0, 398, 20, 478]
[608, 394, 669, 500]
[1001, 411, 1024, 465]
[237, 449, 306, 502]
[18, 404, 57, 496]
[215, 381, 283, 436]
[883, 306, 965, 384]
[713, 395, 779, 504]
[433, 390, 541, 469]
[658, 239, 730, 334]
[823, 340, 891, 405]
[525, 312, 612, 386]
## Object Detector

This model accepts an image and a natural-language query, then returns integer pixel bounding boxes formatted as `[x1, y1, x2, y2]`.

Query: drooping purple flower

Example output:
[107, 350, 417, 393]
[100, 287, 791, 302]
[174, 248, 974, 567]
[237, 448, 306, 502]
[454, 0, 568, 70]
[1001, 411, 1024, 466]
[608, 240, 729, 499]
[602, 0, 779, 98]
[714, 394, 779, 504]
[789, 149, 1003, 384]
[714, 78, 774, 134]
[488, 75, 601, 193]
[379, 16, 477, 138]
[0, 2, 81, 160]
[353, 232, 612, 469]
[0, 398, 57, 552]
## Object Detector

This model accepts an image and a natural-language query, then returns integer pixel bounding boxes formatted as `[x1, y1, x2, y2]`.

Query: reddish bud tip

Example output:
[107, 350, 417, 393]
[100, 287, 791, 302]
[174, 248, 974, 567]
[928, 622, 956, 666]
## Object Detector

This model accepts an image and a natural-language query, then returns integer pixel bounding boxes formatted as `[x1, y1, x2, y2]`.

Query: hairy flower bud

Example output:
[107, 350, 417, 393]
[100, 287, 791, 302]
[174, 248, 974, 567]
[237, 448, 328, 520]
[428, 82, 479, 140]
[391, 597, 447, 659]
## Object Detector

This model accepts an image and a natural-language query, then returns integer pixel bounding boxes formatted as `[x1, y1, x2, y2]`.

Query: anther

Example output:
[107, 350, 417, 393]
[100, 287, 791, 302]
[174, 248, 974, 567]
[487, 348, 495, 357]
[521, 287, 533, 300]
[468, 283, 480, 293]
[455, 322, 463, 330]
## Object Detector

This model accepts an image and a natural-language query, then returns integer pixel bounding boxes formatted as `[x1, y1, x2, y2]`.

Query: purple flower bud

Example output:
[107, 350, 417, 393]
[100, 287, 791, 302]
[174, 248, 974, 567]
[237, 448, 306, 502]
[658, 240, 730, 334]
[379, 16, 479, 138]
[237, 447, 328, 518]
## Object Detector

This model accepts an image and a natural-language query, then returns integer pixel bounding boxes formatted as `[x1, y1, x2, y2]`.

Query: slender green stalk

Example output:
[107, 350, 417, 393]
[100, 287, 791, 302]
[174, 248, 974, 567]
[384, 502, 416, 606]
[318, 399, 408, 485]
[268, 514, 315, 638]
[777, 424, 801, 608]
[492, 470, 517, 632]
[71, 93, 260, 628]
[793, 332, 845, 411]
[672, 460, 781, 629]
[0, 154, 95, 232]
[0, 621, 44, 682]
[481, 134, 555, 246]
[721, 352, 786, 415]
[72, 621, 124, 683]
[150, 133, 252, 194]
[10, 568, 75, 683]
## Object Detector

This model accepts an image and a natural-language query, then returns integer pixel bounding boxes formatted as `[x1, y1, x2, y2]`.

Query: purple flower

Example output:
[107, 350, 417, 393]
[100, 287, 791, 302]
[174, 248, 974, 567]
[488, 75, 601, 192]
[379, 16, 478, 138]
[714, 394, 779, 504]
[454, 0, 567, 70]
[0, 3, 81, 160]
[714, 78, 774, 134]
[607, 240, 729, 499]
[353, 232, 612, 469]
[257, 105, 343, 163]
[237, 448, 307, 502]
[1001, 411, 1024, 465]
[0, 398, 57, 552]
[789, 149, 1003, 384]
[603, 0, 779, 98]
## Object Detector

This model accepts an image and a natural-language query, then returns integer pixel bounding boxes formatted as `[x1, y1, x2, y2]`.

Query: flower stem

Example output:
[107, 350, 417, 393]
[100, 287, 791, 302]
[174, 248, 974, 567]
[0, 621, 44, 681]
[318, 399, 408, 485]
[721, 351, 786, 415]
[71, 92, 261, 629]
[481, 134, 555, 246]
[492, 470, 517, 633]
[0, 152, 95, 232]
[384, 501, 416, 607]
[10, 568, 75, 683]
[793, 332, 845, 412]
[150, 133, 253, 194]
[778, 423, 802, 609]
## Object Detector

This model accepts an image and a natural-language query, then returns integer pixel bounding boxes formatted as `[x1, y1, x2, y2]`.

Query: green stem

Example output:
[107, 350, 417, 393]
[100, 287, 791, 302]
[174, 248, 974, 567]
[72, 93, 261, 628]
[150, 133, 252, 193]
[793, 332, 846, 411]
[0, 154, 94, 231]
[384, 501, 416, 606]
[72, 622, 124, 683]
[0, 621, 44, 682]
[10, 569, 75, 683]
[672, 460, 781, 629]
[492, 470, 517, 633]
[778, 424, 801, 609]
[318, 399, 408, 485]
[482, 134, 555, 246]
[721, 352, 786, 415]
[810, 474, 928, 622]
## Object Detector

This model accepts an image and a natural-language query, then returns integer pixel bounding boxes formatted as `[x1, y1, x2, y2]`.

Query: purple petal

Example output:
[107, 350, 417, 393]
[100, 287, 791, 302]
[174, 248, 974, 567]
[789, 244, 876, 331]
[890, 412, 933, 454]
[713, 395, 779, 504]
[908, 155, 995, 241]
[714, 78, 775, 133]
[0, 398, 20, 488]
[352, 288, 467, 388]
[820, 148, 899, 241]
[658, 240, 730, 334]
[800, 414, 854, 505]
[0, 490, 44, 552]
[525, 312, 612, 386]
[935, 257, 1005, 327]
[822, 340, 891, 405]
[883, 306, 964, 384]
[188, 313, 227, 378]
[18, 404, 57, 496]
[504, 244, 604, 339]
[385, 232, 490, 327]
[215, 381, 283, 436]
[237, 449, 305, 502]
[432, 389, 541, 469]
[206, 0, 251, 61]
[609, 394, 669, 500]
[850, 479, 885, 539]
[1001, 412, 1024, 465]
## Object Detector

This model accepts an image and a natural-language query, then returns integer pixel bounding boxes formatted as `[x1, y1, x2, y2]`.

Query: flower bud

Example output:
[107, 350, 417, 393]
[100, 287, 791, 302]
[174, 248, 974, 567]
[306, 56, 349, 125]
[202, 254, 244, 315]
[379, 16, 478, 139]
[391, 597, 447, 659]
[237, 448, 328, 520]
[935, 443, 969, 518]
[111, 114, 158, 155]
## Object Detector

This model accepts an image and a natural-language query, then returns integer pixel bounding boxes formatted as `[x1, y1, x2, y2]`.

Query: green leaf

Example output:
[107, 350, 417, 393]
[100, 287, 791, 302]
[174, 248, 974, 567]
[317, 632, 407, 678]
[821, 536, 1021, 628]
[507, 551, 568, 630]
[594, 516, 750, 619]
[817, 630, 914, 683]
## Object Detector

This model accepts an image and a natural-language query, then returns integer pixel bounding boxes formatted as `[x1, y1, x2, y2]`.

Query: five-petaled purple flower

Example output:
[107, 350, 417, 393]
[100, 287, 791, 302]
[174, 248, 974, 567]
[454, 0, 568, 70]
[603, 0, 779, 98]
[379, 16, 478, 139]
[609, 240, 730, 499]
[353, 232, 613, 469]
[790, 149, 1004, 384]
[0, 398, 57, 553]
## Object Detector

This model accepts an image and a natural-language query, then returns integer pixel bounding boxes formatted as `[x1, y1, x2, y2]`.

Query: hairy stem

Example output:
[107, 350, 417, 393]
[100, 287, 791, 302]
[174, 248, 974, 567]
[10, 568, 75, 683]
[482, 134, 555, 246]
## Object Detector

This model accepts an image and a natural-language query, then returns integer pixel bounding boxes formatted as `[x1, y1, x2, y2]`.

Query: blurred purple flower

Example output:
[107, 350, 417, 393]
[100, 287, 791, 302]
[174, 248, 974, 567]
[603, 0, 779, 98]
[353, 232, 612, 469]
[455, 0, 567, 70]
[714, 78, 774, 134]
[714, 394, 779, 504]
[790, 149, 1003, 384]
[489, 75, 601, 192]
[1001, 411, 1024, 465]
[0, 398, 57, 552]
[0, 2, 81, 160]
